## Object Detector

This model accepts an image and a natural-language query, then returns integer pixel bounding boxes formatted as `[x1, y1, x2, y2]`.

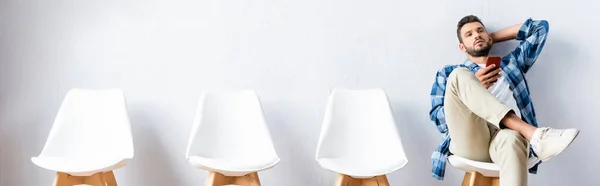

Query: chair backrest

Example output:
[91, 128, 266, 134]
[37, 88, 134, 160]
[185, 90, 278, 160]
[316, 89, 406, 161]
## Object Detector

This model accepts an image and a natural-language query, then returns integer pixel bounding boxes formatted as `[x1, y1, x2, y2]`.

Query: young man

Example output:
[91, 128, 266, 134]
[428, 15, 579, 186]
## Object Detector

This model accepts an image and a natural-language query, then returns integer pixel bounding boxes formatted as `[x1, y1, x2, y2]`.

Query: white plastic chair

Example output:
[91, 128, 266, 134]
[185, 90, 280, 186]
[448, 155, 540, 186]
[31, 88, 133, 186]
[316, 89, 408, 186]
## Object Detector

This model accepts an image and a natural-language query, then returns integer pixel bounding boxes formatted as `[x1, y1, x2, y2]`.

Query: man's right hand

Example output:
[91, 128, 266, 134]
[475, 64, 502, 89]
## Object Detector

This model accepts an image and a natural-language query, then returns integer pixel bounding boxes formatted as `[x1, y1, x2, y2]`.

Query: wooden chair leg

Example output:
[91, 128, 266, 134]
[462, 172, 500, 186]
[206, 171, 229, 186]
[84, 172, 106, 186]
[54, 172, 71, 186]
[205, 171, 261, 186]
[334, 174, 343, 186]
[231, 172, 260, 186]
[461, 172, 472, 186]
[333, 174, 389, 186]
[334, 174, 349, 186]
[104, 171, 118, 186]
[491, 177, 500, 186]
[374, 175, 389, 186]
[245, 172, 261, 186]
[334, 174, 361, 186]
[362, 178, 378, 186]
[54, 172, 110, 186]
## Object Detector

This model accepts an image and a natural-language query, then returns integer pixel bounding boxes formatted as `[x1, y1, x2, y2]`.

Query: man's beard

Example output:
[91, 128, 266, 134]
[466, 43, 491, 57]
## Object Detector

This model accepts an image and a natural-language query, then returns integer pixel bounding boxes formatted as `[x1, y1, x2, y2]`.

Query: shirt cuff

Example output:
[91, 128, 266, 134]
[516, 18, 533, 40]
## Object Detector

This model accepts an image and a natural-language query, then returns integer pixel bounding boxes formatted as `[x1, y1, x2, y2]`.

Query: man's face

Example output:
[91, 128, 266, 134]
[459, 22, 493, 57]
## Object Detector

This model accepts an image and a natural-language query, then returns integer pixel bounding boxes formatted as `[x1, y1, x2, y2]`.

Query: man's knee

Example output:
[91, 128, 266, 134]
[493, 130, 528, 153]
[447, 67, 475, 86]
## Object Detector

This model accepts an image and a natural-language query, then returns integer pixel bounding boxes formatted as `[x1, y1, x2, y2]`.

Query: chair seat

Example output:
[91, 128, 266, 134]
[31, 156, 130, 176]
[317, 158, 408, 179]
[187, 156, 280, 176]
[448, 155, 540, 177]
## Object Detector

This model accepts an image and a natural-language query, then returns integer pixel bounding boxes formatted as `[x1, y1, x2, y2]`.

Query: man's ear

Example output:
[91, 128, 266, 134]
[459, 43, 466, 53]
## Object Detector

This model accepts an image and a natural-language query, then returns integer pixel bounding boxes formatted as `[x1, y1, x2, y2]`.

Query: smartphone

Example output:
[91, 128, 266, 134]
[486, 56, 501, 69]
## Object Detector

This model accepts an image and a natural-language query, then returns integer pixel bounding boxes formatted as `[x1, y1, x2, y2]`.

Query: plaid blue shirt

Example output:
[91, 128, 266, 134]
[429, 18, 549, 180]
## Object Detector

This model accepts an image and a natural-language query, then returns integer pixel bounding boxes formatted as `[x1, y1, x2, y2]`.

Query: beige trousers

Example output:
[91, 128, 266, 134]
[445, 68, 529, 186]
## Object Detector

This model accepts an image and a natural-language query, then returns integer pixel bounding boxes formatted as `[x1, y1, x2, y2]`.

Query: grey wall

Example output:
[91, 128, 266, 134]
[1, 0, 599, 185]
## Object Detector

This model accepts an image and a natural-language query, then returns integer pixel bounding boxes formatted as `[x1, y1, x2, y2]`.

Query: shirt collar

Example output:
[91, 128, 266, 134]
[463, 59, 482, 72]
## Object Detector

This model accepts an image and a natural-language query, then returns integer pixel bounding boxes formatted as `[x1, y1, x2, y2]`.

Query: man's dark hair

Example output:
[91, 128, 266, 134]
[457, 15, 484, 43]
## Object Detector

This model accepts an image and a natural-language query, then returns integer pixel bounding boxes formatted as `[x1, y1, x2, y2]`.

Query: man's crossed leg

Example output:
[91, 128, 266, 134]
[444, 68, 579, 186]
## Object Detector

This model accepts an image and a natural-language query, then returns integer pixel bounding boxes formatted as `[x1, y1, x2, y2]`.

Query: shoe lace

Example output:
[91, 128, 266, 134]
[543, 128, 563, 139]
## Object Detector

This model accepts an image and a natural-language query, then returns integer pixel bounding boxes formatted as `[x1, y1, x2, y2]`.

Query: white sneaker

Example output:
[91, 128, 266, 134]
[530, 127, 579, 162]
